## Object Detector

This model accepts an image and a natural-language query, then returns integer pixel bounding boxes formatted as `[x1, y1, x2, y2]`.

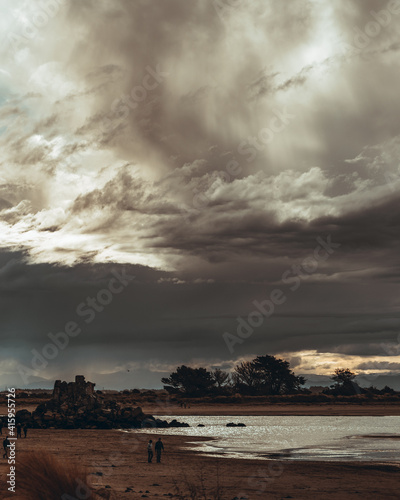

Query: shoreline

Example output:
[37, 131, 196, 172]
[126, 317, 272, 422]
[3, 401, 400, 418]
[141, 402, 400, 416]
[123, 418, 400, 464]
[2, 428, 399, 499]
[2, 403, 400, 498]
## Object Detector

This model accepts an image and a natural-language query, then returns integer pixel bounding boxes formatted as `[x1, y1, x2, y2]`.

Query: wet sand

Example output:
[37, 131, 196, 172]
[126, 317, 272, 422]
[2, 401, 400, 498]
[1, 428, 399, 499]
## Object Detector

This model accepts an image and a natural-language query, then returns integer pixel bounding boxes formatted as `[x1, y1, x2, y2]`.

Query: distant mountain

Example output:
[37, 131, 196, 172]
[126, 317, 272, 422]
[1, 374, 54, 391]
[7, 370, 400, 392]
[356, 373, 400, 391]
[302, 373, 400, 391]
[300, 374, 331, 388]
[24, 380, 55, 390]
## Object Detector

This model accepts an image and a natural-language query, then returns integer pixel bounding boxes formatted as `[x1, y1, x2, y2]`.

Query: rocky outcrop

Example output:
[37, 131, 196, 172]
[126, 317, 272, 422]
[52, 375, 97, 408]
[15, 376, 189, 430]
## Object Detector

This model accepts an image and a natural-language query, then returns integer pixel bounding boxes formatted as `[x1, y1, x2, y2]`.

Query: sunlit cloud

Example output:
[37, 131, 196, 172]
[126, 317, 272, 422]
[0, 0, 400, 387]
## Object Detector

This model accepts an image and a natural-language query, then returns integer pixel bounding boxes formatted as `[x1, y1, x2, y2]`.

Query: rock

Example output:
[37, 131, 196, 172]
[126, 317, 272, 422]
[132, 407, 144, 418]
[15, 409, 32, 424]
[141, 417, 156, 428]
[53, 375, 97, 409]
[95, 488, 114, 499]
[168, 419, 189, 428]
[24, 376, 187, 430]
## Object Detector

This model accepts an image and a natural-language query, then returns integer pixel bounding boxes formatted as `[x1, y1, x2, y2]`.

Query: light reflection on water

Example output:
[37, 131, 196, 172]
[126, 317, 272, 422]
[125, 415, 400, 462]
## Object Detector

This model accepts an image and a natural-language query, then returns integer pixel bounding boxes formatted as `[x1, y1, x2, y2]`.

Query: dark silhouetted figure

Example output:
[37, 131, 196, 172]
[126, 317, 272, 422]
[155, 438, 164, 463]
[0, 420, 3, 435]
[147, 439, 153, 463]
[16, 423, 22, 438]
[23, 424, 28, 438]
[3, 436, 10, 459]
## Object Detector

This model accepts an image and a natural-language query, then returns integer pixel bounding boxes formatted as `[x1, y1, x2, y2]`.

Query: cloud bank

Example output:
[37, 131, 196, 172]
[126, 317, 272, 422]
[0, 0, 399, 387]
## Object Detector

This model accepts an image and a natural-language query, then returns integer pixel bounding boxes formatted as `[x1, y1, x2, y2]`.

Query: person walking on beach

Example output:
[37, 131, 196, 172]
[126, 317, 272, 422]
[16, 423, 22, 438]
[3, 436, 10, 459]
[147, 439, 153, 463]
[155, 438, 164, 463]
[23, 424, 28, 438]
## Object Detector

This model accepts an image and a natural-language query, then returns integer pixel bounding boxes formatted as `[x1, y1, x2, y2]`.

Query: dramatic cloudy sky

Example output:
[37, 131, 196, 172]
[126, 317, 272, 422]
[0, 0, 400, 389]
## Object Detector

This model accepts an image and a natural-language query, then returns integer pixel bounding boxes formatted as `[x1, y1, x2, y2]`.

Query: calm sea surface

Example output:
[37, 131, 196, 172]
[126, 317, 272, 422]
[126, 415, 400, 461]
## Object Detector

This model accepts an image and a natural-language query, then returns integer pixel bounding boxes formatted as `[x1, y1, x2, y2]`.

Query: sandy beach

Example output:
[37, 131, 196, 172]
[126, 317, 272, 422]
[1, 427, 399, 500]
[2, 399, 400, 498]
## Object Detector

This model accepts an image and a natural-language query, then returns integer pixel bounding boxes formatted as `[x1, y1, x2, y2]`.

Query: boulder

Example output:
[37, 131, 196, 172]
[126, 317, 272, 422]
[168, 419, 189, 428]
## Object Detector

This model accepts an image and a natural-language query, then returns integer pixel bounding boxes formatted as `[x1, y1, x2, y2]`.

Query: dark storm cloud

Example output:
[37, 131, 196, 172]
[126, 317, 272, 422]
[1, 0, 400, 386]
[62, 0, 324, 171]
[356, 361, 400, 371]
[1, 244, 399, 387]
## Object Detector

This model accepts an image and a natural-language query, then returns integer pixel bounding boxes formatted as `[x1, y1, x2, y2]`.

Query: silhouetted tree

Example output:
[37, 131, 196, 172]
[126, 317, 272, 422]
[331, 368, 356, 386]
[212, 368, 230, 388]
[324, 368, 359, 395]
[161, 365, 215, 396]
[381, 385, 396, 395]
[233, 360, 262, 394]
[233, 355, 305, 395]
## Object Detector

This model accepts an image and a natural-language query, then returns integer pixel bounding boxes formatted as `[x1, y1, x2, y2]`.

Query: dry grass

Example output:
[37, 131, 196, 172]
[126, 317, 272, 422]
[16, 451, 110, 500]
[172, 466, 226, 500]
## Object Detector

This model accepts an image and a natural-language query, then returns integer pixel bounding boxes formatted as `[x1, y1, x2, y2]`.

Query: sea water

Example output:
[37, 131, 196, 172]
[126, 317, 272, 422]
[128, 415, 400, 461]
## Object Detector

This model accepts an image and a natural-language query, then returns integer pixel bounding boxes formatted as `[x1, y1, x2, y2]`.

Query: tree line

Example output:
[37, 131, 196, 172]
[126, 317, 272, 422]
[162, 357, 396, 397]
[161, 355, 306, 397]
